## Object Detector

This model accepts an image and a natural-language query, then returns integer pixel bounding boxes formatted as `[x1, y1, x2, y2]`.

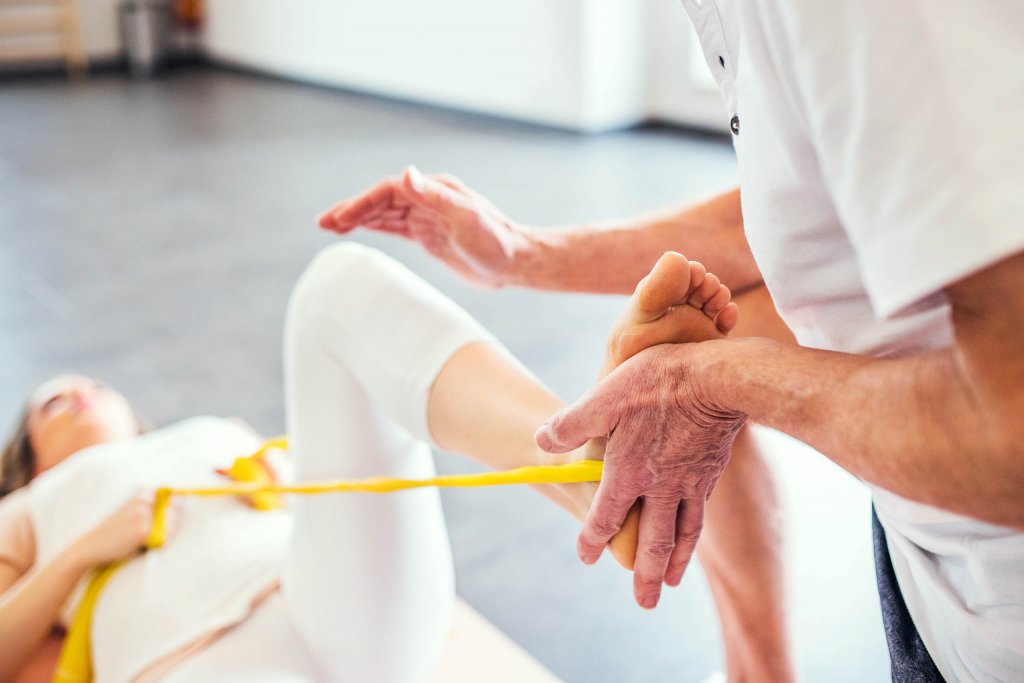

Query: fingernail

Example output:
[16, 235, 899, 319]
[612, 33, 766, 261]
[640, 594, 659, 609]
[534, 425, 552, 450]
[581, 553, 600, 565]
[407, 166, 425, 190]
[665, 574, 681, 587]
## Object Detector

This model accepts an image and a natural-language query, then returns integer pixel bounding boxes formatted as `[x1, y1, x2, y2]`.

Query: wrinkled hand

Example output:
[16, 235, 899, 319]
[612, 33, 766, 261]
[535, 343, 746, 609]
[318, 167, 535, 289]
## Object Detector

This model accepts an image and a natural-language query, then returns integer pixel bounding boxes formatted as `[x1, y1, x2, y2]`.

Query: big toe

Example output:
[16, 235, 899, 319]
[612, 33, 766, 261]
[635, 252, 692, 320]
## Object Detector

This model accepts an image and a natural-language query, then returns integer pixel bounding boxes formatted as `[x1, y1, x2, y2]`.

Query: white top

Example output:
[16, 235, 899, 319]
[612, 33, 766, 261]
[679, 0, 1024, 679]
[28, 417, 292, 683]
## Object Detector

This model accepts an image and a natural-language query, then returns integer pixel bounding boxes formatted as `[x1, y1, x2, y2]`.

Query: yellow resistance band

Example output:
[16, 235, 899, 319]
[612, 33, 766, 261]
[55, 437, 603, 683]
[53, 561, 124, 683]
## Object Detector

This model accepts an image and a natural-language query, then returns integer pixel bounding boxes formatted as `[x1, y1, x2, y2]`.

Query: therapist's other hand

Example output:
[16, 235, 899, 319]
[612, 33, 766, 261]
[535, 342, 746, 609]
[318, 167, 535, 289]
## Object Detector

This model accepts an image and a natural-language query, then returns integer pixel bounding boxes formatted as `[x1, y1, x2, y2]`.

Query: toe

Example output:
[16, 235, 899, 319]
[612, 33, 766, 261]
[689, 272, 721, 308]
[702, 284, 732, 319]
[635, 252, 692, 318]
[714, 302, 740, 335]
[685, 261, 707, 299]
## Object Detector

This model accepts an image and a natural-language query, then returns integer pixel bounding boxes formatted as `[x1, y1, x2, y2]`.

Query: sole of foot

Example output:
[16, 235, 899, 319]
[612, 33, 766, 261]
[571, 251, 739, 570]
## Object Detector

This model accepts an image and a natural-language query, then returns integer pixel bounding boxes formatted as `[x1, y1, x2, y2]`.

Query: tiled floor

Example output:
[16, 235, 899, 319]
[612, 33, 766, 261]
[0, 68, 889, 681]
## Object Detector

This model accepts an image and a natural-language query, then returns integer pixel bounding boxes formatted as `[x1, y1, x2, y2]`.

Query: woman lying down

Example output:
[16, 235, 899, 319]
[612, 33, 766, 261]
[0, 243, 736, 682]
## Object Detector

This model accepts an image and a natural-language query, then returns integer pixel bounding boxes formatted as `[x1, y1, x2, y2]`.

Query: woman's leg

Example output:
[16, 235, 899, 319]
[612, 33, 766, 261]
[280, 242, 788, 682]
[282, 243, 497, 683]
[429, 271, 799, 681]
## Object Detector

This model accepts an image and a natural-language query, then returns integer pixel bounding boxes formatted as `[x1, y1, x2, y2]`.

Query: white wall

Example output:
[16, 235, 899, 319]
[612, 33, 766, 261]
[73, 0, 727, 133]
[203, 0, 654, 131]
[202, 0, 725, 133]
[644, 0, 728, 132]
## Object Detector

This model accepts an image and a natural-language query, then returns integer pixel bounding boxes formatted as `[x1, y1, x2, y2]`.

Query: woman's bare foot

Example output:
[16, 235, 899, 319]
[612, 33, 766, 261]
[554, 252, 739, 569]
[602, 251, 738, 374]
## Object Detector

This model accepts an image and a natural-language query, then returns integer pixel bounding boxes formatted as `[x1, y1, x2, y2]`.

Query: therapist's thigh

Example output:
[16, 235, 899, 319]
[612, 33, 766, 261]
[731, 284, 796, 344]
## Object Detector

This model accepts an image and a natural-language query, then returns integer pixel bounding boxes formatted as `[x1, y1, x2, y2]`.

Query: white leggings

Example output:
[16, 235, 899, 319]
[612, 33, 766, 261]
[165, 243, 496, 683]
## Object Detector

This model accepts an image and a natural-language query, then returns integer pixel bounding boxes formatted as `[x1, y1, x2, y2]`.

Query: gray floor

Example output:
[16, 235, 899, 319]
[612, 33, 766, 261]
[0, 69, 890, 681]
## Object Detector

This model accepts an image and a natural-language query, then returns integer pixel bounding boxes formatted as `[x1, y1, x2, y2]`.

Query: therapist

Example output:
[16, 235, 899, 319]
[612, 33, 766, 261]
[321, 2, 1024, 680]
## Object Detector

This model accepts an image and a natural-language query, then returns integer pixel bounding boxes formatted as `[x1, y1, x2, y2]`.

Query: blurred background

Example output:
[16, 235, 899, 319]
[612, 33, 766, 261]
[1, 1, 889, 681]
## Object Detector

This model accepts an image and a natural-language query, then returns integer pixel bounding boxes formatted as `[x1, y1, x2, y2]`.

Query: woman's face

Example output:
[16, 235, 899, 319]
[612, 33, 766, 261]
[27, 375, 139, 475]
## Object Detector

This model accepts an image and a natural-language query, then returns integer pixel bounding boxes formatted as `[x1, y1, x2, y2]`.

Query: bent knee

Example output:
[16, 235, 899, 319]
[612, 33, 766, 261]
[288, 242, 398, 317]
[302, 241, 394, 291]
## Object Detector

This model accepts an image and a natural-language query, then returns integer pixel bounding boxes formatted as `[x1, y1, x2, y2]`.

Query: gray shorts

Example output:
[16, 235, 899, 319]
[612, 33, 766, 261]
[872, 507, 945, 682]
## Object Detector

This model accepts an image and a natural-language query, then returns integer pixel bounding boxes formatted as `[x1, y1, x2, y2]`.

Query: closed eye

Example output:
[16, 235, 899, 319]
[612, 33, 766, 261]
[41, 394, 65, 413]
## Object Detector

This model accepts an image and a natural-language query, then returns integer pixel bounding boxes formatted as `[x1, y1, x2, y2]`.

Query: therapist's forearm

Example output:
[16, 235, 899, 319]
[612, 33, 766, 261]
[0, 548, 91, 679]
[514, 188, 763, 295]
[696, 338, 1024, 528]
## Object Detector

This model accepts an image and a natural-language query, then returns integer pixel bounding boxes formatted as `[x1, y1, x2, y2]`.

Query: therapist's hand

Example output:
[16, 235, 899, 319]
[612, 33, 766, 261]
[535, 342, 746, 609]
[318, 167, 536, 289]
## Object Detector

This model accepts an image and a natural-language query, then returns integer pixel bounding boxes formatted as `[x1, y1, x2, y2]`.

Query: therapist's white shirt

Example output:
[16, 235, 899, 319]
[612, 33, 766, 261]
[680, 0, 1024, 679]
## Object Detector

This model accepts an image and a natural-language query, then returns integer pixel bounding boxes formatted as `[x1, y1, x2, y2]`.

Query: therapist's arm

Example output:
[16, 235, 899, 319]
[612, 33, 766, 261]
[319, 169, 762, 294]
[517, 187, 761, 295]
[537, 250, 1024, 606]
[712, 252, 1024, 525]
